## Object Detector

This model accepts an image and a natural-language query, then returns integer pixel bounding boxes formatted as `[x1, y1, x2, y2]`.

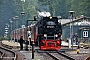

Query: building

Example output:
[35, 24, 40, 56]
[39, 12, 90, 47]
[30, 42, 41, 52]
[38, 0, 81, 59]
[61, 16, 90, 42]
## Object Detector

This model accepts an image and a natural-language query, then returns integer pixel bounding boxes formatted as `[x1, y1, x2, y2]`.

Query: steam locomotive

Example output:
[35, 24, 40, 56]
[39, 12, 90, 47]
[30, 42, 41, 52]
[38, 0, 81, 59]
[11, 16, 62, 50]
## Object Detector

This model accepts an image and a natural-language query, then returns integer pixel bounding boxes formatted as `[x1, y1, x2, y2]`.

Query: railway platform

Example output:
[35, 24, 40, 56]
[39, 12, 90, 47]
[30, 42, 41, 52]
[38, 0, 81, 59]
[61, 41, 78, 47]
[1, 40, 90, 60]
[2, 40, 79, 49]
[2, 40, 20, 49]
[1, 40, 30, 49]
[1, 40, 44, 60]
[20, 51, 44, 60]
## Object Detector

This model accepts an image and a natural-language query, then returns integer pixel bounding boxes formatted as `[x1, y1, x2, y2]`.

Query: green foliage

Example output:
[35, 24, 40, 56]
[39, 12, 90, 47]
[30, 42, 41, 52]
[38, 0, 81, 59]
[0, 0, 90, 36]
[0, 35, 3, 40]
[0, 35, 10, 41]
[69, 0, 90, 17]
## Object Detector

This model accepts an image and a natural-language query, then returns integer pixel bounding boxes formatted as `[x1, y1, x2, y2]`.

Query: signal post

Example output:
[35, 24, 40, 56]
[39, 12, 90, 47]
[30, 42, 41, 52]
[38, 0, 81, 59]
[26, 16, 37, 59]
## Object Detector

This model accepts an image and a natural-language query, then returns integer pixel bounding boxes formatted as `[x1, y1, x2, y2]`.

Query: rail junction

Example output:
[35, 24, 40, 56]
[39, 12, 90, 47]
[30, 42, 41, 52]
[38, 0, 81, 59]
[0, 40, 90, 60]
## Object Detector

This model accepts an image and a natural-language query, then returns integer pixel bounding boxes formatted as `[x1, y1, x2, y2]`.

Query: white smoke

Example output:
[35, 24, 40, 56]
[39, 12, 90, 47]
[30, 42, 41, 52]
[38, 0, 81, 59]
[38, 11, 51, 17]
[21, 0, 25, 2]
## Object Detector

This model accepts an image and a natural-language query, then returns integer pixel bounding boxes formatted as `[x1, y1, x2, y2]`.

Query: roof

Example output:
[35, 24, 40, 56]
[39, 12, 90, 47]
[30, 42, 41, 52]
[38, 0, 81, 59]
[61, 19, 70, 25]
[60, 16, 90, 26]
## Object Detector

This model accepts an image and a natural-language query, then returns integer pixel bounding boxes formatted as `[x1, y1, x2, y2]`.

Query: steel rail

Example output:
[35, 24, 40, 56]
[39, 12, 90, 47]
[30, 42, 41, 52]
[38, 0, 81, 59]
[57, 51, 75, 60]
[0, 47, 16, 60]
[46, 51, 60, 60]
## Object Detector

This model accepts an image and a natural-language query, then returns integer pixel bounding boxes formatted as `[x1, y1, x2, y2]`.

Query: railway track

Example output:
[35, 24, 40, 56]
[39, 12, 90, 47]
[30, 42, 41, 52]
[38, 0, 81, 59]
[46, 51, 75, 60]
[36, 49, 75, 60]
[66, 52, 90, 60]
[0, 46, 16, 60]
[0, 41, 26, 60]
[65, 48, 90, 60]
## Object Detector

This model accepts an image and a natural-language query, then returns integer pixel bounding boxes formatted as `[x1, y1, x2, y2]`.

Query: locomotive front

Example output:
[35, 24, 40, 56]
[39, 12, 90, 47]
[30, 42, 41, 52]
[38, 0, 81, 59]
[37, 17, 62, 50]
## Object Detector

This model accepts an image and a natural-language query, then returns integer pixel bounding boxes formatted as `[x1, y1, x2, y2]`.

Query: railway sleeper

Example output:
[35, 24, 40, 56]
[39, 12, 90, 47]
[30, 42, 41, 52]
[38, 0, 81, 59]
[1, 44, 12, 49]
[85, 56, 90, 60]
[57, 51, 75, 60]
[2, 43, 19, 49]
[12, 46, 19, 49]
[0, 57, 16, 60]
[0, 52, 5, 60]
[0, 46, 16, 60]
[46, 51, 60, 60]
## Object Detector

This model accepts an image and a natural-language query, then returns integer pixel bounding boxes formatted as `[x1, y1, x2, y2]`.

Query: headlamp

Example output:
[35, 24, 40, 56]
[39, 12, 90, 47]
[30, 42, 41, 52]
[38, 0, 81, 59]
[44, 34, 47, 37]
[50, 16, 52, 19]
[55, 34, 58, 37]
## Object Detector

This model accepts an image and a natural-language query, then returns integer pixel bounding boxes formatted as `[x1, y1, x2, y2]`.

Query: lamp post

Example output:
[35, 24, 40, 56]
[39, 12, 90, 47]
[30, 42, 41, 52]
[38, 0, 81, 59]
[15, 16, 19, 43]
[9, 19, 13, 42]
[5, 23, 9, 38]
[21, 12, 25, 26]
[21, 12, 25, 16]
[68, 11, 75, 49]
[21, 0, 25, 11]
[26, 18, 37, 59]
[12, 17, 16, 42]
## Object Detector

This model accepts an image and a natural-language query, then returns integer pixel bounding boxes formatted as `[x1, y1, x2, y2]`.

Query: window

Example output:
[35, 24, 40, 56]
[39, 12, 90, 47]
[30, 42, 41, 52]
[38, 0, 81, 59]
[83, 31, 88, 37]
